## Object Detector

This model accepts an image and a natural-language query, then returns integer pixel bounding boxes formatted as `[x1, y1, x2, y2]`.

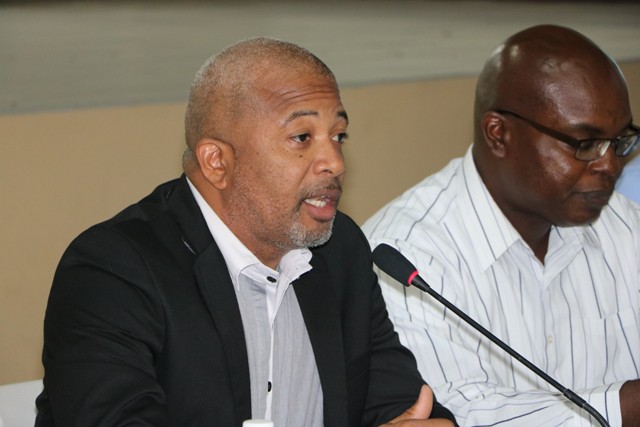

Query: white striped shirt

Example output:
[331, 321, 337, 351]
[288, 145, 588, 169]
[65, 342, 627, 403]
[363, 146, 640, 427]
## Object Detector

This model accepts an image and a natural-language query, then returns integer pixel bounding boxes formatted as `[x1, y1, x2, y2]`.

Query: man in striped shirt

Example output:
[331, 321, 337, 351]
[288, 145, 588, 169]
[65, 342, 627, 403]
[364, 25, 640, 426]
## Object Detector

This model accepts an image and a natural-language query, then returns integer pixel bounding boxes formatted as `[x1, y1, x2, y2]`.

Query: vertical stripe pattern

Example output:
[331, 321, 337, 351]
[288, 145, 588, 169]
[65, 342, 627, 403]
[363, 147, 640, 427]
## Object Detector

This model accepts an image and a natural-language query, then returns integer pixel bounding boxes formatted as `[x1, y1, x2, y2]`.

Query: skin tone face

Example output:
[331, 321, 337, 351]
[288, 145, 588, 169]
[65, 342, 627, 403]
[494, 66, 628, 228]
[196, 67, 348, 268]
[473, 25, 632, 260]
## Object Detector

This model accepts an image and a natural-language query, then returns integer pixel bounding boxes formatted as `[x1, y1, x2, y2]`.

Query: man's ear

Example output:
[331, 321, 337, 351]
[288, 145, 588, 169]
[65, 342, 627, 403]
[481, 111, 508, 158]
[195, 138, 233, 190]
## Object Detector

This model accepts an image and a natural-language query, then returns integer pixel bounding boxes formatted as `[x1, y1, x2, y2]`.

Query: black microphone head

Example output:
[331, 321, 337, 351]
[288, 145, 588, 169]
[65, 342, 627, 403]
[371, 243, 419, 287]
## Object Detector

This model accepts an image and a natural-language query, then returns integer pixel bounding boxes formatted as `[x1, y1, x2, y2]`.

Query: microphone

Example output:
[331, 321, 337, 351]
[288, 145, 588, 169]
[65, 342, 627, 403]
[372, 243, 610, 427]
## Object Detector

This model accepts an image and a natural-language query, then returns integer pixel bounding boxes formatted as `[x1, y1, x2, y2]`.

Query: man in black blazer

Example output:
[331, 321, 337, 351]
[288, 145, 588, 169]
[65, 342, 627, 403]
[35, 38, 456, 426]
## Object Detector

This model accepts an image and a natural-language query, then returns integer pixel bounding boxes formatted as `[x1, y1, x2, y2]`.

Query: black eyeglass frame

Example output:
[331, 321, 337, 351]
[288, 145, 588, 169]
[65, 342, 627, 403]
[494, 109, 640, 161]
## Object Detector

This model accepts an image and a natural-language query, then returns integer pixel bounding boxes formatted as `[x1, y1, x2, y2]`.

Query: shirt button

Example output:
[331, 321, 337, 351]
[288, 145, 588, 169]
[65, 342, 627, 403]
[266, 276, 277, 283]
[547, 335, 554, 344]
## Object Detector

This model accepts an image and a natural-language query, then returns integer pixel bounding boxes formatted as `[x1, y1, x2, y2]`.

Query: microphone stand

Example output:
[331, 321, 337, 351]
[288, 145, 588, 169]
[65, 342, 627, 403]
[408, 275, 611, 427]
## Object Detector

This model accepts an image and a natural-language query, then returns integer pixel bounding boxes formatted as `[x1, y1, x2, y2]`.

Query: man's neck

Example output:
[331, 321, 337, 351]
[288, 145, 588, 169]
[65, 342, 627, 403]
[508, 214, 551, 263]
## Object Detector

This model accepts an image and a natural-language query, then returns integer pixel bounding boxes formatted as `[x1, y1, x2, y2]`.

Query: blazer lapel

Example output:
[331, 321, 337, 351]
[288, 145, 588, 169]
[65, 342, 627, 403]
[193, 245, 252, 422]
[293, 255, 348, 427]
[167, 177, 252, 423]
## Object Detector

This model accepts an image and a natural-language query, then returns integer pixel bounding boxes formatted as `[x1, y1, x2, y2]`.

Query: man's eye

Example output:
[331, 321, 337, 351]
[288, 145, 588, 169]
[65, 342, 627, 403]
[292, 133, 311, 143]
[333, 133, 349, 144]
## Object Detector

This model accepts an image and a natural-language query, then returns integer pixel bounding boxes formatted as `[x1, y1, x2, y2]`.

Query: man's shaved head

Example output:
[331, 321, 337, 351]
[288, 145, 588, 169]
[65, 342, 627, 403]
[184, 37, 337, 158]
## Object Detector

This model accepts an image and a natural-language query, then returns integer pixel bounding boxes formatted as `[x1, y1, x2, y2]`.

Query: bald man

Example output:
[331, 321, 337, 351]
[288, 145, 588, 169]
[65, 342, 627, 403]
[364, 25, 640, 426]
[36, 38, 456, 426]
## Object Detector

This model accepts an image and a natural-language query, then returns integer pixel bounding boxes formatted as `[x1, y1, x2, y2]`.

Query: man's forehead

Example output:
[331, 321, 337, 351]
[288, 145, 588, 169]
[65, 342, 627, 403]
[252, 77, 342, 113]
[279, 108, 349, 128]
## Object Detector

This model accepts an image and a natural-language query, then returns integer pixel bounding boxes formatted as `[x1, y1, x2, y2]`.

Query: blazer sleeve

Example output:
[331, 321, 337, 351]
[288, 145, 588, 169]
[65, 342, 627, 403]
[337, 216, 457, 426]
[37, 225, 169, 426]
[363, 266, 457, 426]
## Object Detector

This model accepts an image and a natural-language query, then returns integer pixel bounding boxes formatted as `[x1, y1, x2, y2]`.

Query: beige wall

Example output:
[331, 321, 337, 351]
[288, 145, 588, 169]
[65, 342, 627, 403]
[1, 62, 639, 385]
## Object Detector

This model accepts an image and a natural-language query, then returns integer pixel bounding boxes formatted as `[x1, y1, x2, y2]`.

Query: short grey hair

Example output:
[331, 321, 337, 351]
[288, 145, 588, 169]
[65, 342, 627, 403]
[182, 37, 336, 171]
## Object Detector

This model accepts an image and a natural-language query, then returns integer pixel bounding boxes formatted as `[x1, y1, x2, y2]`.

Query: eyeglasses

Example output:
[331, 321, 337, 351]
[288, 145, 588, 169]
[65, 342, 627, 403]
[495, 109, 640, 161]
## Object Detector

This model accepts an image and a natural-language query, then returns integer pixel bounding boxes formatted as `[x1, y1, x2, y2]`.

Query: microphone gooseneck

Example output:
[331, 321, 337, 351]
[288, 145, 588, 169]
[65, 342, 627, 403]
[371, 243, 610, 427]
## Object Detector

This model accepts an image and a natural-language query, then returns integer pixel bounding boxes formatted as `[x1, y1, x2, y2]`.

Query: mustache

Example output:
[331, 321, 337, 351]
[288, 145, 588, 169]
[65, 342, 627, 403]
[301, 181, 343, 199]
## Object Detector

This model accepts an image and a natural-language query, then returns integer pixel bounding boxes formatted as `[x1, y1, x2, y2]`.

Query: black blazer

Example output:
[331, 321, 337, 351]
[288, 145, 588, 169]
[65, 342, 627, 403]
[36, 176, 455, 426]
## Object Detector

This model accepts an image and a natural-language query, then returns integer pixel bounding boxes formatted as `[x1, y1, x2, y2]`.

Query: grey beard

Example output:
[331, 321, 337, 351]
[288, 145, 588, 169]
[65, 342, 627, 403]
[287, 217, 334, 249]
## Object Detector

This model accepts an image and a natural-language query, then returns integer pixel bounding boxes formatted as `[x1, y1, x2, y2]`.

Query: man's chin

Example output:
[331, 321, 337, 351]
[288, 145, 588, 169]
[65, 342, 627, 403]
[558, 209, 604, 227]
[290, 220, 334, 249]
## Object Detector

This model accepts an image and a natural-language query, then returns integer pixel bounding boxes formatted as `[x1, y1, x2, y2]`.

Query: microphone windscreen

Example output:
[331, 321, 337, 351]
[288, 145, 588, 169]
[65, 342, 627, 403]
[371, 243, 418, 286]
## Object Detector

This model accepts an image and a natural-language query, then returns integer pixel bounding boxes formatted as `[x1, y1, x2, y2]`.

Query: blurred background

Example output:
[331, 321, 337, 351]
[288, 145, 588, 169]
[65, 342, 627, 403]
[1, 0, 639, 385]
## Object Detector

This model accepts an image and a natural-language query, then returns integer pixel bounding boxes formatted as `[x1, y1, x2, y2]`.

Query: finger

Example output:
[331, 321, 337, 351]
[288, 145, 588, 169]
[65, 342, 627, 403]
[388, 384, 434, 423]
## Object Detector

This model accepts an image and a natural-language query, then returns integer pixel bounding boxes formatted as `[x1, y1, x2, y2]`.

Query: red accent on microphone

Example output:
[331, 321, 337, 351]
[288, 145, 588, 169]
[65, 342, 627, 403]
[407, 270, 420, 286]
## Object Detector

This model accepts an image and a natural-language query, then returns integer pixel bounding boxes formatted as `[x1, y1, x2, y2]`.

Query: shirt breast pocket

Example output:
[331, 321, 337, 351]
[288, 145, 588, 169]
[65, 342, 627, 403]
[584, 308, 639, 337]
[580, 308, 640, 380]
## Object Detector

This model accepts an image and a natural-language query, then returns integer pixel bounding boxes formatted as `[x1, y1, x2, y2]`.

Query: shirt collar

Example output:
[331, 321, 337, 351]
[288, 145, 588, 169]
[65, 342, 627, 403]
[454, 146, 597, 271]
[186, 178, 312, 288]
[450, 146, 521, 271]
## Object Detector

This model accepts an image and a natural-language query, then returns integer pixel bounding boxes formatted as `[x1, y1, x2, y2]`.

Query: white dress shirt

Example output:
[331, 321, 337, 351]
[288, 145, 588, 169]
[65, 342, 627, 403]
[188, 179, 323, 426]
[364, 146, 640, 426]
